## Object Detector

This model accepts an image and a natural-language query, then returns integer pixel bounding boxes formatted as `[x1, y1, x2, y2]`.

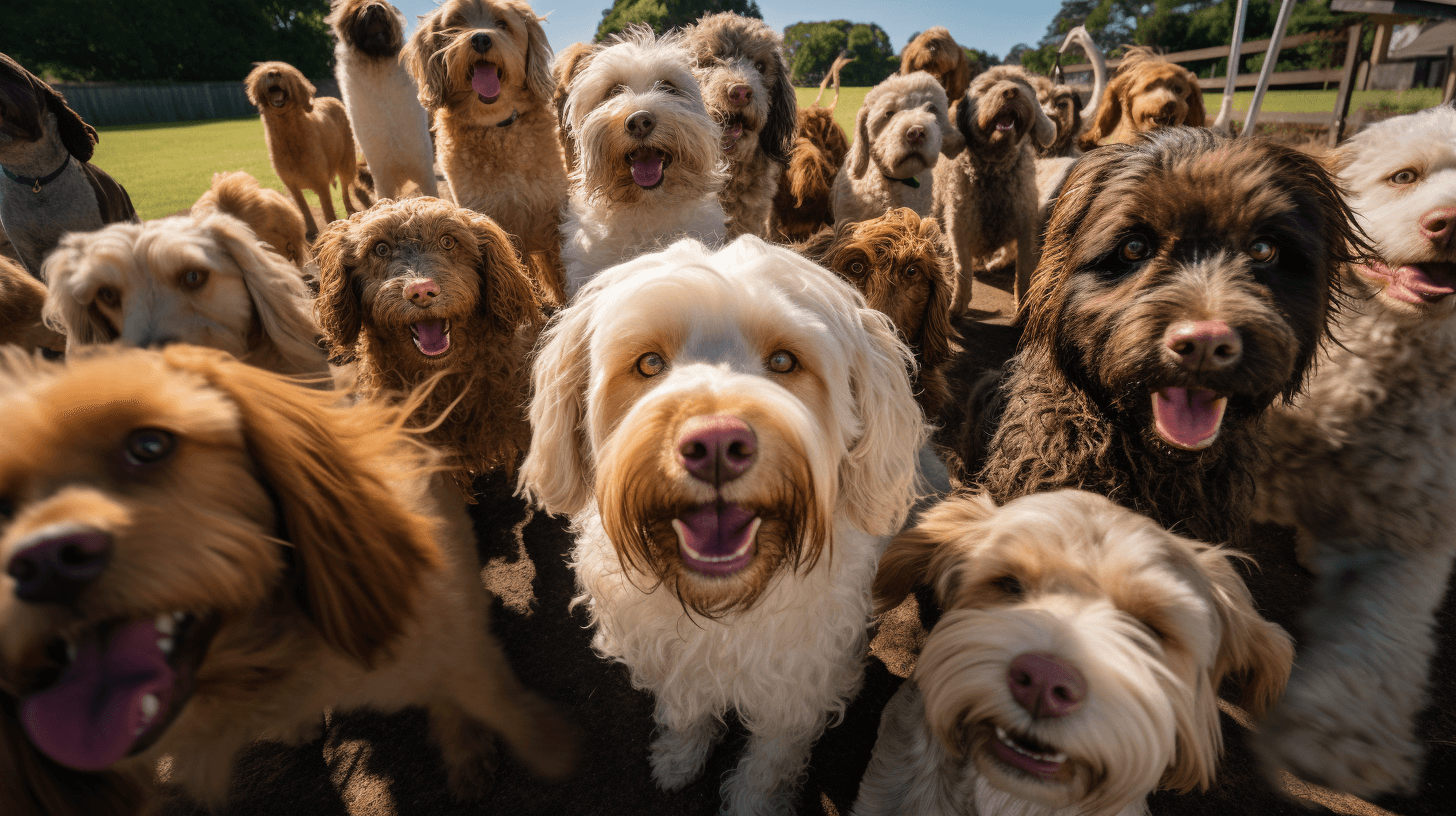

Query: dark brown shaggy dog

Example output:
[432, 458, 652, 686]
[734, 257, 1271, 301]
[900, 27, 973, 104]
[1080, 47, 1205, 150]
[684, 12, 797, 240]
[795, 207, 955, 414]
[947, 128, 1361, 547]
[769, 105, 849, 242]
[315, 197, 542, 485]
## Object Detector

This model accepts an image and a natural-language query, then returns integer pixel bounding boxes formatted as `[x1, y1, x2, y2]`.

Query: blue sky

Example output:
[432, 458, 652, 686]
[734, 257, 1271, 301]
[392, 0, 1067, 61]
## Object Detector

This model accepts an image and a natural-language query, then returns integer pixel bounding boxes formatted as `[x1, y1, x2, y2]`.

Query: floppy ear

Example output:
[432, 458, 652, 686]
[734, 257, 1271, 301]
[935, 95, 964, 159]
[518, 5, 555, 104]
[840, 303, 927, 537]
[203, 213, 325, 372]
[312, 216, 364, 355]
[1182, 73, 1207, 127]
[2, 692, 151, 816]
[516, 300, 595, 515]
[948, 54, 972, 102]
[1197, 545, 1295, 719]
[402, 10, 450, 111]
[162, 345, 444, 667]
[39, 235, 121, 349]
[916, 218, 957, 373]
[243, 66, 267, 112]
[760, 53, 797, 166]
[1024, 84, 1057, 150]
[847, 100, 872, 178]
[39, 82, 96, 163]
[1081, 72, 1128, 148]
[873, 492, 995, 614]
[466, 213, 541, 333]
[293, 71, 317, 113]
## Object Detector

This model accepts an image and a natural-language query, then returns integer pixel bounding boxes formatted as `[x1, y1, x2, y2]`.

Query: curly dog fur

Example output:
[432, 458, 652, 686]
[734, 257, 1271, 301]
[191, 171, 309, 269]
[769, 106, 849, 243]
[1079, 47, 1205, 150]
[899, 27, 973, 104]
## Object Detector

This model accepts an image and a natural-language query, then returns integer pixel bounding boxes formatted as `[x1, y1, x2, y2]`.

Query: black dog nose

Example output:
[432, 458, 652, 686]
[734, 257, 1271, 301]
[471, 32, 492, 53]
[7, 529, 113, 604]
[626, 110, 655, 138]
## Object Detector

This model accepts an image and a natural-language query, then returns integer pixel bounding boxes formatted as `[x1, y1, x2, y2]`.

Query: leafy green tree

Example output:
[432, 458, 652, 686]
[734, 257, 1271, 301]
[595, 0, 763, 40]
[783, 20, 896, 86]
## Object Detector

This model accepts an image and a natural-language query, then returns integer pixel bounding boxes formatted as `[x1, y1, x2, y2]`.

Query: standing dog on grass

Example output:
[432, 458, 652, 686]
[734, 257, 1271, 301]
[329, 0, 440, 201]
[244, 61, 365, 240]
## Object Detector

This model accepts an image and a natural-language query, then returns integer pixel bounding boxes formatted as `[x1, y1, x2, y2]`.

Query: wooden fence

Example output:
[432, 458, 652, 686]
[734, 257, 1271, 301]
[52, 78, 340, 128]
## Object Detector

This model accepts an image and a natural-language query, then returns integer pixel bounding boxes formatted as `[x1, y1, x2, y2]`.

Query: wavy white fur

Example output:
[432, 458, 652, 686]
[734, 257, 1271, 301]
[520, 236, 925, 815]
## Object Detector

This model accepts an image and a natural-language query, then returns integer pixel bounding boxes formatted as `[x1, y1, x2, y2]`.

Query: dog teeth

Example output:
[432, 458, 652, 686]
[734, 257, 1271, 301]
[141, 693, 160, 722]
[995, 725, 1067, 764]
[155, 614, 175, 635]
[157, 637, 173, 654]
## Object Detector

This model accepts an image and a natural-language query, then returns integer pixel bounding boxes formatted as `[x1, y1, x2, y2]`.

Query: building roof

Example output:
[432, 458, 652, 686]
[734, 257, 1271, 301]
[1389, 20, 1456, 58]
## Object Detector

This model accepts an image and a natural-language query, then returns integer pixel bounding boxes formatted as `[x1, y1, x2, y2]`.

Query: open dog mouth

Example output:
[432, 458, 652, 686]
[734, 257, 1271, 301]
[471, 62, 501, 104]
[670, 502, 761, 576]
[267, 86, 287, 108]
[988, 723, 1070, 780]
[1359, 261, 1456, 305]
[19, 612, 218, 771]
[627, 148, 669, 189]
[721, 113, 748, 154]
[993, 108, 1019, 133]
[1151, 387, 1227, 451]
[410, 319, 452, 357]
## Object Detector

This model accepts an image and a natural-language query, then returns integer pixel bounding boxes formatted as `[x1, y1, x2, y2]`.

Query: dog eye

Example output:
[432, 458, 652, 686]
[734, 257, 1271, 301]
[0, 497, 12, 520]
[496, 18, 509, 29]
[124, 428, 176, 466]
[636, 352, 666, 377]
[657, 80, 677, 94]
[96, 286, 121, 307]
[755, 60, 766, 73]
[1248, 238, 1278, 263]
[993, 575, 1023, 596]
[1389, 169, 1418, 185]
[904, 266, 920, 279]
[848, 261, 866, 276]
[767, 350, 797, 373]
[440, 235, 456, 250]
[179, 268, 209, 290]
[608, 84, 626, 98]
[1119, 234, 1151, 262]
[374, 242, 390, 257]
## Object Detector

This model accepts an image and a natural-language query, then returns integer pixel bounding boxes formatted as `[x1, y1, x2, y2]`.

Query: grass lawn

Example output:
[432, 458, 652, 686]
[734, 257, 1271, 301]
[1201, 87, 1443, 115]
[794, 86, 868, 137]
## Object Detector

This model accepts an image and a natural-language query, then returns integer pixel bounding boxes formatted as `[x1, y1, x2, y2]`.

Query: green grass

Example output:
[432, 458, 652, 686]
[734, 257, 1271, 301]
[1201, 87, 1443, 115]
[795, 86, 868, 138]
[91, 117, 355, 221]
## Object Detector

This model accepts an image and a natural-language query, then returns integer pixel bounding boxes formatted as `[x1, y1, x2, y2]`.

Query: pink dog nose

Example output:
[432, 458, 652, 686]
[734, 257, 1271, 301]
[406, 279, 439, 304]
[905, 125, 926, 145]
[7, 529, 113, 604]
[677, 415, 756, 485]
[728, 84, 752, 107]
[1420, 207, 1456, 247]
[1007, 652, 1087, 719]
[1165, 320, 1242, 371]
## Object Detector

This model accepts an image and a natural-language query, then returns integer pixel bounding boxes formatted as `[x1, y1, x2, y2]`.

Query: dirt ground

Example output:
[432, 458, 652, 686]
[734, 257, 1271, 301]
[145, 267, 1456, 816]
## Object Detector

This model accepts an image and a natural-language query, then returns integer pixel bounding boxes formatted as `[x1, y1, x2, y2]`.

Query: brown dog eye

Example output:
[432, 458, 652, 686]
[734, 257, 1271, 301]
[636, 352, 666, 377]
[96, 286, 121, 307]
[767, 350, 797, 373]
[440, 235, 456, 250]
[1120, 235, 1150, 262]
[1249, 238, 1277, 263]
[496, 18, 508, 28]
[125, 428, 175, 465]
[179, 268, 208, 290]
[755, 60, 766, 73]
[1390, 169, 1418, 185]
[374, 242, 390, 257]
[849, 261, 865, 276]
[904, 266, 920, 279]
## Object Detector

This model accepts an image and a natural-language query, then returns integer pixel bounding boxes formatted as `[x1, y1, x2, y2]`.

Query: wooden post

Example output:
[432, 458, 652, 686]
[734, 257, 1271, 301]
[1445, 45, 1455, 106]
[1330, 24, 1365, 147]
[1240, 0, 1297, 137]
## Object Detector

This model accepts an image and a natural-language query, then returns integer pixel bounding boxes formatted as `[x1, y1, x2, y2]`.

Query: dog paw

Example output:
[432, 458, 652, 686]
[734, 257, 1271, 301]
[718, 771, 796, 816]
[649, 729, 712, 792]
[445, 738, 499, 801]
[1257, 681, 1422, 798]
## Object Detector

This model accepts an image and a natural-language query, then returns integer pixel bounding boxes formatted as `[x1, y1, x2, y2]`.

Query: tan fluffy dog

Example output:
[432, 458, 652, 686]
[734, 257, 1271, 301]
[900, 27, 973, 104]
[0, 255, 63, 354]
[769, 106, 849, 242]
[551, 40, 596, 171]
[0, 344, 576, 814]
[315, 197, 542, 484]
[795, 208, 955, 415]
[40, 212, 328, 378]
[1079, 47, 1205, 149]
[190, 171, 309, 268]
[403, 0, 568, 304]
[243, 61, 363, 239]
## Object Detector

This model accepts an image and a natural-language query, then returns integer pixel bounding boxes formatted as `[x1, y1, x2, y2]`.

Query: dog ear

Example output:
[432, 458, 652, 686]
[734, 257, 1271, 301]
[1181, 73, 1207, 127]
[38, 81, 97, 163]
[873, 492, 995, 614]
[792, 225, 838, 264]
[915, 218, 957, 374]
[935, 93, 964, 159]
[1081, 71, 1128, 149]
[517, 299, 594, 515]
[1024, 84, 1057, 150]
[294, 71, 316, 114]
[948, 53, 972, 102]
[402, 9, 450, 111]
[39, 233, 123, 349]
[2, 692, 152, 816]
[204, 212, 325, 373]
[467, 213, 541, 334]
[1197, 545, 1295, 719]
[243, 65, 267, 112]
[518, 4, 555, 104]
[847, 99, 872, 178]
[760, 53, 797, 166]
[161, 345, 444, 667]
[312, 216, 364, 354]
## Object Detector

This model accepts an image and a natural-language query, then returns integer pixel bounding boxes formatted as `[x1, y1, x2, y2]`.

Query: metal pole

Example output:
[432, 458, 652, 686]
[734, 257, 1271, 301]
[1212, 0, 1250, 135]
[1240, 0, 1297, 137]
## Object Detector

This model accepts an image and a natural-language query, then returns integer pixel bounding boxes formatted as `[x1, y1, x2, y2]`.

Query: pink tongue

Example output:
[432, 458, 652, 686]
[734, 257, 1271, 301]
[471, 64, 500, 99]
[1399, 264, 1456, 301]
[991, 738, 1063, 778]
[725, 123, 743, 139]
[675, 503, 758, 575]
[20, 620, 174, 771]
[1151, 387, 1226, 451]
[631, 153, 664, 187]
[996, 115, 1015, 131]
[413, 320, 449, 355]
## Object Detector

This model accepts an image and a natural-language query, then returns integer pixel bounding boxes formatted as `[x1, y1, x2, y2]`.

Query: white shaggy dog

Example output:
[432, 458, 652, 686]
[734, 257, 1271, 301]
[831, 72, 963, 226]
[519, 236, 924, 815]
[858, 489, 1294, 816]
[1253, 104, 1456, 797]
[558, 28, 728, 299]
[328, 0, 439, 200]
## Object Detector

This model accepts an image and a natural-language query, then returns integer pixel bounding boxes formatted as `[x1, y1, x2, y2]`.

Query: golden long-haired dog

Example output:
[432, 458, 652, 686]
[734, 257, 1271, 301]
[795, 207, 955, 415]
[1079, 47, 1205, 150]
[403, 0, 568, 304]
[769, 105, 849, 243]
[900, 27, 973, 104]
[190, 170, 309, 268]
[40, 212, 328, 378]
[315, 196, 542, 483]
[244, 61, 364, 239]
[0, 255, 64, 354]
[857, 489, 1293, 816]
[0, 345, 576, 814]
[550, 40, 596, 171]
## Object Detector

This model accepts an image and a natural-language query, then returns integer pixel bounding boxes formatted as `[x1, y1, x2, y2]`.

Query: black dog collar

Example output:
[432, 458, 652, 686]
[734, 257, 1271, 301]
[496, 109, 520, 128]
[3, 155, 71, 193]
[886, 174, 920, 189]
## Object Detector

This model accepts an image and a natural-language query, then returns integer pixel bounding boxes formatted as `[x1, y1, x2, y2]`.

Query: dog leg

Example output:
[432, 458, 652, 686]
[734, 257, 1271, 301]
[648, 706, 725, 792]
[443, 639, 577, 781]
[1257, 541, 1456, 798]
[1013, 222, 1039, 322]
[316, 185, 340, 226]
[428, 703, 500, 800]
[719, 725, 816, 816]
[288, 185, 321, 240]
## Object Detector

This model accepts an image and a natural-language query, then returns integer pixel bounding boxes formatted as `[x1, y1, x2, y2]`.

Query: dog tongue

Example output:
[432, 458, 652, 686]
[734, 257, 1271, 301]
[995, 114, 1015, 131]
[672, 503, 759, 576]
[631, 150, 664, 187]
[471, 64, 500, 99]
[20, 620, 174, 771]
[413, 320, 449, 355]
[1151, 388, 1227, 451]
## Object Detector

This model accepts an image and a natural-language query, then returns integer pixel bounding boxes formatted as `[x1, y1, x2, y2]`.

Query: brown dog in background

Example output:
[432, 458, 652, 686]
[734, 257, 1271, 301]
[1079, 47, 1205, 149]
[0, 255, 64, 354]
[769, 106, 849, 243]
[900, 27, 973, 104]
[244, 61, 364, 240]
[191, 171, 309, 268]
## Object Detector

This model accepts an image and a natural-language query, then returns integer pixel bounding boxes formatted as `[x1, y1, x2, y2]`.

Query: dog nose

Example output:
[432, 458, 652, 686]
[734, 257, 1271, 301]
[7, 529, 113, 604]
[1002, 87, 1018, 102]
[905, 125, 926, 146]
[1165, 320, 1242, 371]
[677, 415, 756, 486]
[728, 84, 752, 107]
[1007, 652, 1087, 719]
[626, 110, 655, 139]
[405, 279, 439, 304]
[471, 32, 492, 53]
[1420, 206, 1456, 247]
